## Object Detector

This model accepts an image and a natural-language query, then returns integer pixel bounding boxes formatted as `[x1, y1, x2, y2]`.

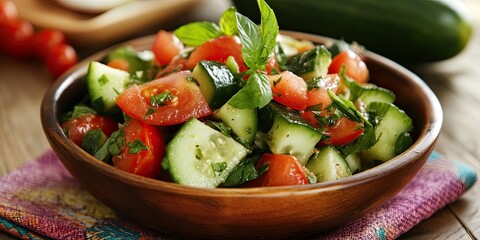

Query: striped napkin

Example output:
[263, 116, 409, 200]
[0, 150, 476, 239]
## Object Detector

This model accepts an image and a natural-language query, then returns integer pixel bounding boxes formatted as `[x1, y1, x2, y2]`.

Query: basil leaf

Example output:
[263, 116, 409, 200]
[81, 129, 106, 155]
[258, 0, 278, 64]
[94, 129, 124, 162]
[235, 12, 264, 69]
[219, 7, 238, 36]
[229, 72, 272, 109]
[127, 139, 149, 154]
[338, 124, 377, 156]
[174, 21, 222, 46]
[223, 153, 265, 187]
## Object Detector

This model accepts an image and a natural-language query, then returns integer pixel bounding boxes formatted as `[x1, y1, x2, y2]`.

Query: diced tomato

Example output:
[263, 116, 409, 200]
[116, 70, 212, 126]
[268, 71, 308, 110]
[306, 74, 339, 109]
[320, 117, 363, 146]
[328, 50, 369, 84]
[61, 113, 118, 146]
[112, 119, 165, 178]
[265, 52, 279, 74]
[185, 35, 248, 72]
[151, 30, 184, 66]
[247, 154, 309, 187]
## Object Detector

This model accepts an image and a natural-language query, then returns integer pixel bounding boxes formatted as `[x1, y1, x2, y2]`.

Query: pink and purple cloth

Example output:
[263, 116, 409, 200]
[0, 150, 477, 239]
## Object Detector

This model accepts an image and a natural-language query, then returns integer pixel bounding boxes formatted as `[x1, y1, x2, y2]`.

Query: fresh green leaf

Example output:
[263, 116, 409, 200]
[174, 21, 223, 46]
[338, 124, 377, 156]
[150, 91, 174, 107]
[204, 120, 233, 137]
[235, 12, 264, 69]
[94, 129, 124, 162]
[395, 132, 413, 155]
[219, 7, 238, 36]
[81, 129, 107, 155]
[229, 72, 272, 109]
[327, 89, 370, 125]
[223, 153, 265, 187]
[71, 105, 96, 119]
[258, 0, 278, 64]
[127, 139, 148, 154]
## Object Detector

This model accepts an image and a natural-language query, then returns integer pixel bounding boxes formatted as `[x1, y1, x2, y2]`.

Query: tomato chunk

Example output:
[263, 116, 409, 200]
[268, 71, 308, 110]
[247, 154, 309, 187]
[152, 30, 184, 66]
[112, 119, 165, 178]
[185, 35, 248, 72]
[328, 50, 369, 84]
[61, 113, 118, 146]
[320, 117, 363, 146]
[116, 70, 212, 125]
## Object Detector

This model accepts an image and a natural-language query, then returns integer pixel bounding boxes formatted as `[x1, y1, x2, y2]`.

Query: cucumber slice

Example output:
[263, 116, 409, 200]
[164, 118, 249, 188]
[286, 46, 332, 80]
[361, 102, 413, 162]
[358, 85, 396, 105]
[260, 103, 322, 165]
[214, 103, 257, 145]
[191, 60, 239, 109]
[306, 146, 351, 182]
[345, 153, 361, 174]
[87, 61, 133, 114]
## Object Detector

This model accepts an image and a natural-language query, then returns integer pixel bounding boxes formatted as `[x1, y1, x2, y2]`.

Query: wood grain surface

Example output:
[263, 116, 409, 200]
[1, 0, 479, 239]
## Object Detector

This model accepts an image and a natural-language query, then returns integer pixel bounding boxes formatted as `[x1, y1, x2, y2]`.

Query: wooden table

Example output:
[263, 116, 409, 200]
[1, 0, 479, 239]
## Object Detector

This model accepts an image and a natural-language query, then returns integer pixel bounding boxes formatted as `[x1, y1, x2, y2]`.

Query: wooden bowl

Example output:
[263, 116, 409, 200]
[41, 31, 443, 239]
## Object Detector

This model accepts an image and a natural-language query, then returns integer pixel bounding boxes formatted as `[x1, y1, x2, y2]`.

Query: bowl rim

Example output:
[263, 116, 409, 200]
[41, 30, 443, 197]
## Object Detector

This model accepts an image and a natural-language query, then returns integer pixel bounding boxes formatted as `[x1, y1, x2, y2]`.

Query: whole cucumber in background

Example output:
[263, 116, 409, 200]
[233, 0, 473, 63]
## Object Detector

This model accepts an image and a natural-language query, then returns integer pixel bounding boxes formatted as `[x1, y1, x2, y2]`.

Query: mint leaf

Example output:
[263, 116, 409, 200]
[229, 72, 272, 109]
[235, 12, 264, 69]
[174, 21, 222, 46]
[219, 7, 238, 36]
[258, 0, 278, 64]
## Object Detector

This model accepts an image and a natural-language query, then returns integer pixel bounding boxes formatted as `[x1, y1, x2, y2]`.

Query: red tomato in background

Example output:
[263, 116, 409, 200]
[320, 117, 363, 146]
[247, 154, 309, 187]
[116, 70, 211, 126]
[0, 18, 33, 58]
[152, 30, 184, 66]
[0, 0, 17, 23]
[107, 58, 130, 72]
[268, 71, 308, 110]
[112, 119, 165, 178]
[328, 50, 369, 84]
[45, 43, 78, 79]
[155, 57, 187, 78]
[31, 29, 67, 58]
[61, 113, 119, 146]
[185, 35, 247, 72]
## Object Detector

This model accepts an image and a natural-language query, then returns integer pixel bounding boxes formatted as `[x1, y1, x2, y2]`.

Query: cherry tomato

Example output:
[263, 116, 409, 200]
[31, 29, 67, 58]
[247, 154, 309, 187]
[265, 52, 279, 74]
[320, 117, 363, 146]
[151, 30, 184, 66]
[185, 35, 248, 72]
[112, 119, 165, 178]
[328, 50, 369, 84]
[0, 0, 17, 23]
[107, 58, 130, 72]
[0, 18, 34, 58]
[268, 71, 308, 110]
[45, 43, 78, 79]
[61, 113, 119, 146]
[116, 70, 212, 126]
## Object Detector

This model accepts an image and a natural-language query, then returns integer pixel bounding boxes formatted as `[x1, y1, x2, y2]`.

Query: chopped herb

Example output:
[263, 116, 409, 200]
[204, 121, 233, 137]
[211, 162, 227, 172]
[327, 89, 370, 126]
[71, 105, 97, 119]
[94, 129, 125, 162]
[144, 108, 156, 119]
[272, 76, 282, 87]
[98, 74, 109, 86]
[187, 75, 200, 86]
[195, 147, 203, 160]
[338, 124, 377, 156]
[81, 129, 106, 155]
[150, 91, 174, 107]
[223, 153, 267, 187]
[127, 139, 148, 154]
